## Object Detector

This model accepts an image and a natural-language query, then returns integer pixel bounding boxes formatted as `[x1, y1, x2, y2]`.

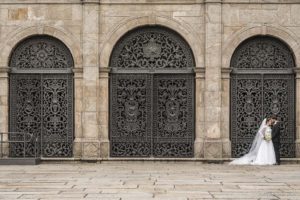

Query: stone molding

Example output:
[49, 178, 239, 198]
[100, 15, 202, 70]
[222, 25, 300, 70]
[221, 68, 232, 79]
[195, 67, 206, 79]
[0, 25, 82, 68]
[1, 0, 298, 4]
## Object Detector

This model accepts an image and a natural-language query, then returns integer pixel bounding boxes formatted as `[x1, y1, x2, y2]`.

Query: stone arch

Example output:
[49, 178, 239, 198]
[230, 35, 296, 158]
[100, 15, 202, 68]
[109, 25, 195, 158]
[0, 25, 81, 68]
[223, 25, 300, 69]
[9, 35, 75, 157]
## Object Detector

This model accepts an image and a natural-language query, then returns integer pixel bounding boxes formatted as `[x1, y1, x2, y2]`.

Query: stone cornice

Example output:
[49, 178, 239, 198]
[0, 67, 10, 73]
[221, 67, 232, 79]
[1, 0, 299, 5]
[99, 67, 110, 73]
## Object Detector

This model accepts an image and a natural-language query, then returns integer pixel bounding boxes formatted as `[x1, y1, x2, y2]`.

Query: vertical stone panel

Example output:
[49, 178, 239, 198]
[295, 69, 300, 157]
[204, 1, 223, 158]
[195, 68, 205, 158]
[82, 3, 100, 159]
[99, 68, 109, 158]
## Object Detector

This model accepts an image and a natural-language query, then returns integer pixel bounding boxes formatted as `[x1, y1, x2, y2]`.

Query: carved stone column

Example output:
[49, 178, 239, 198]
[73, 68, 83, 158]
[0, 67, 9, 156]
[81, 2, 100, 159]
[295, 68, 300, 158]
[194, 68, 205, 158]
[203, 1, 223, 159]
[221, 68, 232, 158]
[99, 68, 110, 158]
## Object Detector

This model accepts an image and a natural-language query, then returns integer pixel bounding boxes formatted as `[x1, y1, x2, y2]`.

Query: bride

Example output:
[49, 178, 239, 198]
[230, 118, 276, 165]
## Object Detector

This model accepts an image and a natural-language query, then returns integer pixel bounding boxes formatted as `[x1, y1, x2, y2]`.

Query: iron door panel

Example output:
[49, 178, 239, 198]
[41, 74, 73, 157]
[231, 74, 295, 158]
[153, 74, 194, 157]
[110, 74, 152, 157]
[9, 74, 41, 157]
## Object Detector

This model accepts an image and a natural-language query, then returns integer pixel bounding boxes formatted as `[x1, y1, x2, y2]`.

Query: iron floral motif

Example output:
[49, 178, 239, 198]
[9, 36, 74, 158]
[110, 27, 195, 158]
[231, 36, 295, 158]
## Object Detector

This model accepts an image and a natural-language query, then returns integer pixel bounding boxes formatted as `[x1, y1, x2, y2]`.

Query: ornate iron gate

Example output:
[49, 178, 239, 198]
[110, 27, 195, 157]
[231, 36, 295, 158]
[9, 36, 74, 157]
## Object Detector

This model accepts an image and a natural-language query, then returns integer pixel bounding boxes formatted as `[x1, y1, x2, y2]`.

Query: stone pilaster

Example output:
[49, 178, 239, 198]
[73, 68, 83, 158]
[195, 68, 205, 158]
[0, 67, 9, 157]
[99, 68, 110, 158]
[221, 68, 232, 158]
[81, 3, 100, 159]
[295, 68, 300, 158]
[204, 0, 223, 159]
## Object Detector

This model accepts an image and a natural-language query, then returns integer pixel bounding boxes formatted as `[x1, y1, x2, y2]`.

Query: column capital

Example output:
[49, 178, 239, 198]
[294, 68, 300, 79]
[221, 68, 232, 79]
[195, 67, 205, 79]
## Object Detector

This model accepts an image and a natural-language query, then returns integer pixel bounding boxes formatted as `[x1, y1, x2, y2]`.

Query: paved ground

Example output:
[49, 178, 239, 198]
[0, 162, 300, 200]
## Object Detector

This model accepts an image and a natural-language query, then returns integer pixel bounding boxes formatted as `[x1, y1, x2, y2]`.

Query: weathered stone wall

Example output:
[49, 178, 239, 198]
[0, 0, 299, 159]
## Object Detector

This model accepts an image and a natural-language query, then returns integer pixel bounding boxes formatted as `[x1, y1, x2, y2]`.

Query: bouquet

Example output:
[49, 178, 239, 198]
[264, 128, 272, 141]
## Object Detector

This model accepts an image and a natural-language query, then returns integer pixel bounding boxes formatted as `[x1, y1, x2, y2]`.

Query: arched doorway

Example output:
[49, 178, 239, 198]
[109, 26, 195, 157]
[230, 36, 295, 158]
[9, 35, 74, 157]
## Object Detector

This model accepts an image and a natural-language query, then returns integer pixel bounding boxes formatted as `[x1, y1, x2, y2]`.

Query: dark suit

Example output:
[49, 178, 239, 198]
[271, 122, 281, 164]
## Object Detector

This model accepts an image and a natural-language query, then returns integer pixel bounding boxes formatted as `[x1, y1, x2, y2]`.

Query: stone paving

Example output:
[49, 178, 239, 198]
[0, 162, 300, 199]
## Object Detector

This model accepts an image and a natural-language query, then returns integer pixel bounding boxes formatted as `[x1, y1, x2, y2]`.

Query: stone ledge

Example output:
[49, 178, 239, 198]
[37, 157, 300, 165]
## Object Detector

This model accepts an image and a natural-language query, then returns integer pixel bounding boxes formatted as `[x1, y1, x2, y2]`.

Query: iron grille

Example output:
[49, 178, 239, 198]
[231, 36, 295, 158]
[110, 26, 195, 157]
[9, 36, 74, 158]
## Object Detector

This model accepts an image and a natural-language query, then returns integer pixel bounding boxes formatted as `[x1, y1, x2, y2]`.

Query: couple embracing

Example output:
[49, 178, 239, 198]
[230, 115, 280, 165]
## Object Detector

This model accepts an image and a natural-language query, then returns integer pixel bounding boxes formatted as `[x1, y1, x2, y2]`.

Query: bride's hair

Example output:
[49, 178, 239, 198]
[266, 117, 272, 124]
[270, 114, 278, 120]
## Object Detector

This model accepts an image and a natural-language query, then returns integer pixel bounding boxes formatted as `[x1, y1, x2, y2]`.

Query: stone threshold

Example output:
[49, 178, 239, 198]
[39, 157, 300, 164]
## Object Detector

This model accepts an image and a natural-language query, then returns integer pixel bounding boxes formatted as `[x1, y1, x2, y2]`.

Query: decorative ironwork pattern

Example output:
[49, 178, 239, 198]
[231, 36, 295, 158]
[110, 27, 194, 70]
[10, 36, 73, 70]
[110, 74, 152, 157]
[110, 26, 195, 157]
[41, 75, 73, 157]
[9, 75, 41, 157]
[9, 36, 74, 158]
[153, 75, 194, 157]
[231, 36, 294, 69]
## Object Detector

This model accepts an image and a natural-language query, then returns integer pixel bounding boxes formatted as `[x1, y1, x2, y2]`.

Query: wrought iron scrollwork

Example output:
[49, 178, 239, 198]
[10, 36, 73, 70]
[153, 75, 194, 157]
[9, 36, 74, 158]
[231, 37, 294, 69]
[110, 27, 194, 70]
[231, 36, 295, 158]
[110, 26, 195, 157]
[110, 74, 152, 157]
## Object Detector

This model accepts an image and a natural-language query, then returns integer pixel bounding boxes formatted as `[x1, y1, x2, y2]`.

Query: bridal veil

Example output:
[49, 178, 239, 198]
[229, 118, 267, 165]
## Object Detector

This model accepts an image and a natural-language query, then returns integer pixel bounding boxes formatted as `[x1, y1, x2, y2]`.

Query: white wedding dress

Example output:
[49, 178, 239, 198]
[230, 118, 276, 165]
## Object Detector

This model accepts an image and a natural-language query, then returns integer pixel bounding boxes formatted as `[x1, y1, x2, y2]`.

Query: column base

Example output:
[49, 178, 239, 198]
[204, 139, 222, 159]
[100, 140, 109, 158]
[194, 139, 204, 158]
[81, 139, 100, 159]
[296, 140, 300, 158]
[222, 139, 231, 158]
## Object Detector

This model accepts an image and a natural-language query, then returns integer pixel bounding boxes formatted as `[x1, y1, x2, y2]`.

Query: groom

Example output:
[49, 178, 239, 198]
[270, 115, 281, 165]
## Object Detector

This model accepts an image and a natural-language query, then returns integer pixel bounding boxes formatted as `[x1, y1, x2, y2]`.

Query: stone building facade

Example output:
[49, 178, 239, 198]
[0, 0, 300, 160]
